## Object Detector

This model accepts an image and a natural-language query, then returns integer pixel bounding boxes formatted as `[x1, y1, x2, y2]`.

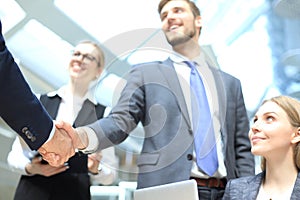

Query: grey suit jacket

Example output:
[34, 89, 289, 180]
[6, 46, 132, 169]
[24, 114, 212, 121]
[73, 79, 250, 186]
[223, 171, 300, 199]
[89, 58, 254, 188]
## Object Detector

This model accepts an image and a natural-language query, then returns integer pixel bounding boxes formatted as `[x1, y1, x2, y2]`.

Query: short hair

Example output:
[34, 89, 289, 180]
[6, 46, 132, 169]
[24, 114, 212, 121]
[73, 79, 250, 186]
[158, 0, 201, 17]
[158, 0, 202, 35]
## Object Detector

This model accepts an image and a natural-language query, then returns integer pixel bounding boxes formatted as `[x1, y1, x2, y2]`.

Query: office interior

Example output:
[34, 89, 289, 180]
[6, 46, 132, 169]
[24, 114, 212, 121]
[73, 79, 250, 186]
[0, 0, 300, 199]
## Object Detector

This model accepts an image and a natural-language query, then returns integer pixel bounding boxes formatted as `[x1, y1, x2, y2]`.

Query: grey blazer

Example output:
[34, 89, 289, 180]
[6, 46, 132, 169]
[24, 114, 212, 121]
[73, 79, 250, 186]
[89, 58, 254, 189]
[223, 171, 300, 199]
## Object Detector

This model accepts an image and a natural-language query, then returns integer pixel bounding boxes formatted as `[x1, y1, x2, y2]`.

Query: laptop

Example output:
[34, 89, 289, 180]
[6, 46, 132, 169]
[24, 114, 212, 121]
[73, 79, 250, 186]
[133, 179, 199, 200]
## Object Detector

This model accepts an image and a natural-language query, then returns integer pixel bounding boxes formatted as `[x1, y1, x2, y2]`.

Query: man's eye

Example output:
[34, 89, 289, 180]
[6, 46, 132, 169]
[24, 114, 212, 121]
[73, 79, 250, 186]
[160, 14, 167, 21]
[175, 8, 183, 13]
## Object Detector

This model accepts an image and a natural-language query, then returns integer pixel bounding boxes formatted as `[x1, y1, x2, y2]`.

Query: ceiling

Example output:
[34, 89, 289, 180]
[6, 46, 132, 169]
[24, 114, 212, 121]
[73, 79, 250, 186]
[1, 1, 300, 196]
[1, 0, 300, 136]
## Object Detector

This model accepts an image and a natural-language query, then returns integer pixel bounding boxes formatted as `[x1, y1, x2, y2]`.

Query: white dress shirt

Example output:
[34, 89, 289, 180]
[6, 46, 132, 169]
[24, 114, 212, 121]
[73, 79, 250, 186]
[170, 52, 226, 179]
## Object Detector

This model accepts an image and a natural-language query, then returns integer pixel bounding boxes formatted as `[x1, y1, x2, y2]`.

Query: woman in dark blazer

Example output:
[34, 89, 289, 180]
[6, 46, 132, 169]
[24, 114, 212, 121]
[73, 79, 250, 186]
[223, 95, 300, 200]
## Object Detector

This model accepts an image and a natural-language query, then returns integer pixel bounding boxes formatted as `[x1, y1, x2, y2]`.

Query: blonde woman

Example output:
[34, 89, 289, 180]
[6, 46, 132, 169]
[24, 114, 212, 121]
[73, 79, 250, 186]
[223, 95, 300, 200]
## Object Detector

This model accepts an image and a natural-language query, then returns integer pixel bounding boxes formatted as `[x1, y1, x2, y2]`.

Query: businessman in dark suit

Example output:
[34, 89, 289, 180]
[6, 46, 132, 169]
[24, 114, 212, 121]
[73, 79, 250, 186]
[59, 0, 255, 199]
[0, 19, 75, 166]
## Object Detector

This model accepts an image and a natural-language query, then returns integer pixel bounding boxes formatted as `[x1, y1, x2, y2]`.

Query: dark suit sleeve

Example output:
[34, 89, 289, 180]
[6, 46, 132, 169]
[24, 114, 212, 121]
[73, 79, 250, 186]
[0, 20, 53, 150]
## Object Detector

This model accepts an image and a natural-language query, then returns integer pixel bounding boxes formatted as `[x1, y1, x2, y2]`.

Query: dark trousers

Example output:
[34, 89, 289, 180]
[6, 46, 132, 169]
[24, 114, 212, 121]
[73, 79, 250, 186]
[197, 186, 225, 200]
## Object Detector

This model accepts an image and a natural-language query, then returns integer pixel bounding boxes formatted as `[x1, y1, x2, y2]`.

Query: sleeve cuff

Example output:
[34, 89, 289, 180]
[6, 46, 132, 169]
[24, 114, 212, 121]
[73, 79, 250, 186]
[44, 122, 55, 143]
[77, 127, 99, 154]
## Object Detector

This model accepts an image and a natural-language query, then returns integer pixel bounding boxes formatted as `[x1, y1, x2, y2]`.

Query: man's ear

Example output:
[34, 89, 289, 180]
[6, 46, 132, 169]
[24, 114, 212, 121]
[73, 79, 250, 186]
[195, 16, 202, 28]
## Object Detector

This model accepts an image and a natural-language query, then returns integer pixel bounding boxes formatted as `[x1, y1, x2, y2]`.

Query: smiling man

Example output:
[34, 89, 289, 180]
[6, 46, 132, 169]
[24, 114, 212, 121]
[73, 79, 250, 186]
[57, 1, 255, 199]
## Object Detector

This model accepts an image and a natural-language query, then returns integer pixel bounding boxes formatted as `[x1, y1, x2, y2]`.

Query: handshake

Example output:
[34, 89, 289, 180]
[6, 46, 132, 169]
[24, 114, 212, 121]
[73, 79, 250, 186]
[37, 121, 89, 167]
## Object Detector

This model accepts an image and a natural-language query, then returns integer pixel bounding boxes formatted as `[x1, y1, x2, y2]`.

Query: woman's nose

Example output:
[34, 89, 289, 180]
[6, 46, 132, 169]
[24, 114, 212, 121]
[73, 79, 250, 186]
[251, 121, 261, 133]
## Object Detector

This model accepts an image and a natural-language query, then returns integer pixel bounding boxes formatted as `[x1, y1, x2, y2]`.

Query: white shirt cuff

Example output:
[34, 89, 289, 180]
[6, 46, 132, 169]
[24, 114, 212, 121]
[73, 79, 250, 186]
[77, 127, 99, 154]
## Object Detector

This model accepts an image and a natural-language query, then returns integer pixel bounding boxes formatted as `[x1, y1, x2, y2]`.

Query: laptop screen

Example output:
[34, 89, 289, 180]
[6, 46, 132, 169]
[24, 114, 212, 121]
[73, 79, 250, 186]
[134, 180, 199, 200]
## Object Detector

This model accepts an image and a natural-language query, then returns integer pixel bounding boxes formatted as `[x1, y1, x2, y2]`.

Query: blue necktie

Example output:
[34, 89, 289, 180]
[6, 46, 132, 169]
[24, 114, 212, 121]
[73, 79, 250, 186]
[185, 61, 218, 176]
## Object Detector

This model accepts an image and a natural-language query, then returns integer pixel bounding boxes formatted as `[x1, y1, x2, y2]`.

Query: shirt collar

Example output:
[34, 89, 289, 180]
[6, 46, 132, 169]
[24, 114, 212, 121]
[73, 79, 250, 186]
[169, 51, 208, 68]
[47, 79, 99, 105]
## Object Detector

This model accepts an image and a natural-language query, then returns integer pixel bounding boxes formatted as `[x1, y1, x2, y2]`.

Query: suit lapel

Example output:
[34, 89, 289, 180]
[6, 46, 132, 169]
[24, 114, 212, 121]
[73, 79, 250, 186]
[73, 99, 99, 127]
[158, 58, 191, 127]
[243, 172, 263, 199]
[158, 58, 226, 131]
[243, 171, 300, 200]
[206, 64, 226, 123]
[204, 63, 229, 154]
[39, 95, 61, 119]
[41, 95, 104, 128]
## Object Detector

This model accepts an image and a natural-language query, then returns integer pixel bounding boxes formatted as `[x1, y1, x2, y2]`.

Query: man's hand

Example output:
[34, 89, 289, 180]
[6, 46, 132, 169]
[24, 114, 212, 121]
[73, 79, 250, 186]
[38, 125, 75, 167]
[56, 121, 88, 150]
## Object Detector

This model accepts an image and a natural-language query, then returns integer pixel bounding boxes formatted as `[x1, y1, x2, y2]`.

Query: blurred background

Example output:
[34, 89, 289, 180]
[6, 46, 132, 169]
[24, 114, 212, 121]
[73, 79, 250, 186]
[0, 0, 300, 199]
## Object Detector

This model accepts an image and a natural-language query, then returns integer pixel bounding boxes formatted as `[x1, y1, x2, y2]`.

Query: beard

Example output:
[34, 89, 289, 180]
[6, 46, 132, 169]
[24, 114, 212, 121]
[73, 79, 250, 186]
[165, 28, 196, 46]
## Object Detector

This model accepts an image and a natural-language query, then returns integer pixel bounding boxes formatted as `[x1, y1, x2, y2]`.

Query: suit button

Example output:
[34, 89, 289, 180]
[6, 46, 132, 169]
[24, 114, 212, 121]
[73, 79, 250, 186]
[31, 136, 36, 142]
[25, 130, 33, 139]
[22, 127, 28, 133]
[187, 154, 193, 160]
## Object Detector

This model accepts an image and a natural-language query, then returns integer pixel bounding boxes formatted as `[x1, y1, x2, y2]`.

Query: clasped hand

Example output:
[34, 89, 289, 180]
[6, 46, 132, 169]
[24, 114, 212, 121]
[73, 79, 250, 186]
[38, 121, 87, 167]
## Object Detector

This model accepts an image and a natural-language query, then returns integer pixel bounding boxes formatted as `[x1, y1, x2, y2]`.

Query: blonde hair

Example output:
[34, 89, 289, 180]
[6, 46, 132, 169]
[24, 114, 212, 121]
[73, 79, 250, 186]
[260, 95, 300, 170]
[78, 40, 105, 68]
